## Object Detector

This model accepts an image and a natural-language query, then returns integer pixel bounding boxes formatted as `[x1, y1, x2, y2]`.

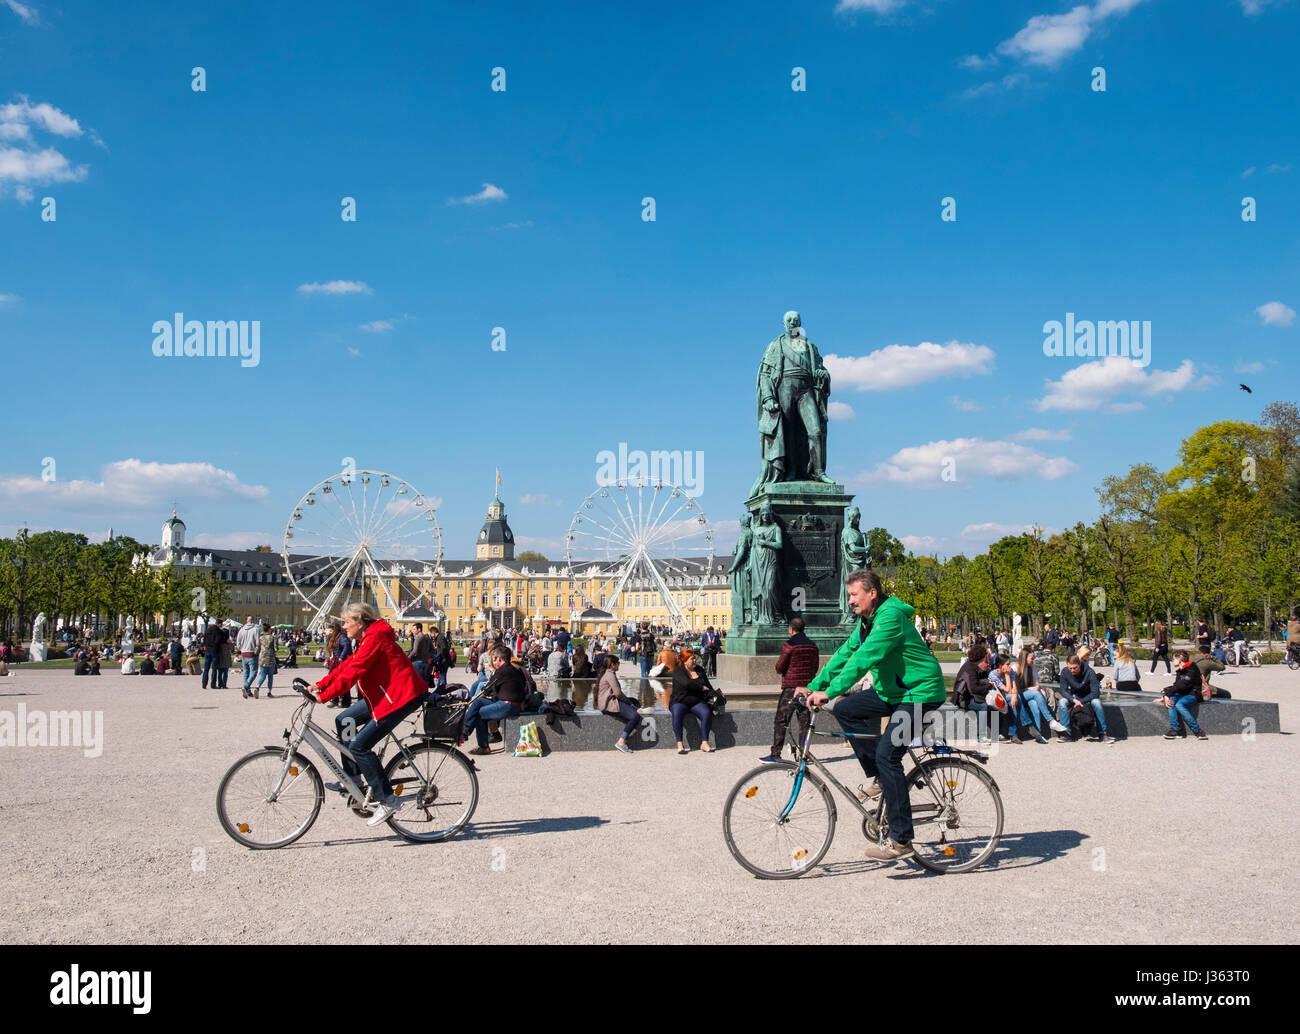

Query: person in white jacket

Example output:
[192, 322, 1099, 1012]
[235, 617, 261, 698]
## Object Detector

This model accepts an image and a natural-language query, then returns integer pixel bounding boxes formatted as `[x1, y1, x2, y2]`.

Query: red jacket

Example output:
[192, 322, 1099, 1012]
[316, 620, 425, 719]
[775, 633, 820, 690]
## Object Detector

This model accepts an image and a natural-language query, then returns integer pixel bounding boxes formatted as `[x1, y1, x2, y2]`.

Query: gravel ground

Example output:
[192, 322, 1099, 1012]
[0, 664, 1294, 944]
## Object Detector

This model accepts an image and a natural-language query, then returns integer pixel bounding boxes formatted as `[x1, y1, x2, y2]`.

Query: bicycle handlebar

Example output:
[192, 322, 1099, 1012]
[292, 677, 316, 700]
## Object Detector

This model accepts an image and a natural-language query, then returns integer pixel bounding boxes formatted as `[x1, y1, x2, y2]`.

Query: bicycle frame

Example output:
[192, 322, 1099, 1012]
[778, 704, 975, 832]
[268, 699, 420, 806]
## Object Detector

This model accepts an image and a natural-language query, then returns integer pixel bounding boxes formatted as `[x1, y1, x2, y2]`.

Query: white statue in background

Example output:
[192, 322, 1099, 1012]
[1012, 612, 1024, 655]
[30, 612, 48, 662]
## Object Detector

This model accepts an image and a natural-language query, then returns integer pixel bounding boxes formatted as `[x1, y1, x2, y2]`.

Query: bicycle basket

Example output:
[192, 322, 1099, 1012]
[423, 701, 468, 741]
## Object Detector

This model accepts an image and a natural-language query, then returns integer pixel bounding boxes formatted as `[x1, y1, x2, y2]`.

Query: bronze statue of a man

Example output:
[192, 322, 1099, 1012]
[751, 310, 832, 496]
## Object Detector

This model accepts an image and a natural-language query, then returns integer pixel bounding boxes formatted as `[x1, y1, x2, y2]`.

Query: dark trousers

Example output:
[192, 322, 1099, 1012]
[201, 652, 219, 687]
[1150, 644, 1171, 673]
[832, 689, 941, 844]
[670, 701, 712, 743]
[610, 700, 643, 738]
[343, 693, 427, 798]
[771, 686, 812, 755]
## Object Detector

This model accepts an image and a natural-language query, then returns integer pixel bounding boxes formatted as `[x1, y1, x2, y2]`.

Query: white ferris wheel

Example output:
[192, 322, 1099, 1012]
[282, 470, 443, 631]
[564, 478, 716, 632]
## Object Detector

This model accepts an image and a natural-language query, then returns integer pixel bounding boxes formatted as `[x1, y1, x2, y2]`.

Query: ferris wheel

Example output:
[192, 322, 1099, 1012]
[565, 478, 715, 632]
[282, 470, 443, 631]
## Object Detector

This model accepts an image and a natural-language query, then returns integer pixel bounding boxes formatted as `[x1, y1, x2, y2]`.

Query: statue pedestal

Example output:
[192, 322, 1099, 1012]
[724, 480, 856, 681]
[29, 642, 48, 663]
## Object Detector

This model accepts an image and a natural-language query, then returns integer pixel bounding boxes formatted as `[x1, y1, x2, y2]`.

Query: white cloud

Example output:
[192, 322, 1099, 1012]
[834, 0, 907, 13]
[826, 340, 995, 392]
[961, 73, 1029, 99]
[1234, 359, 1272, 374]
[518, 493, 563, 506]
[1012, 427, 1071, 441]
[1242, 166, 1256, 178]
[0, 459, 270, 510]
[828, 401, 856, 421]
[190, 531, 277, 551]
[3, 1, 39, 25]
[1036, 357, 1212, 411]
[948, 395, 981, 412]
[448, 182, 507, 206]
[0, 98, 81, 137]
[0, 293, 18, 307]
[1242, 0, 1290, 15]
[490, 220, 534, 231]
[296, 280, 372, 296]
[512, 535, 572, 556]
[960, 53, 998, 70]
[1256, 301, 1296, 326]
[997, 0, 1147, 68]
[360, 320, 394, 333]
[0, 145, 88, 189]
[853, 437, 1076, 486]
[14, 184, 33, 201]
[901, 535, 940, 552]
[1265, 162, 1292, 174]
[346, 347, 361, 357]
[960, 521, 1050, 539]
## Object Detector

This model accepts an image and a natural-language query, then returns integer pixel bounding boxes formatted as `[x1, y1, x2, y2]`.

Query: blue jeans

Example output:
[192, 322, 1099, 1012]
[463, 697, 521, 748]
[832, 690, 943, 845]
[254, 665, 274, 691]
[469, 671, 490, 698]
[411, 660, 430, 686]
[202, 652, 219, 687]
[1058, 698, 1107, 735]
[336, 697, 372, 782]
[610, 700, 644, 739]
[670, 701, 713, 743]
[965, 699, 993, 742]
[241, 656, 258, 690]
[1168, 693, 1201, 734]
[345, 693, 428, 798]
[640, 655, 651, 677]
[1022, 689, 1053, 732]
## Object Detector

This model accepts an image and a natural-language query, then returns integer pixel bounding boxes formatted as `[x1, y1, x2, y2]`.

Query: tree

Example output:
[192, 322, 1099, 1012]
[516, 551, 548, 563]
[863, 527, 907, 569]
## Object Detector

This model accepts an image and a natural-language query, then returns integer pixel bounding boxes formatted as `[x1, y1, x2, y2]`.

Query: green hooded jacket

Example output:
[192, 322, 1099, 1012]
[806, 595, 946, 704]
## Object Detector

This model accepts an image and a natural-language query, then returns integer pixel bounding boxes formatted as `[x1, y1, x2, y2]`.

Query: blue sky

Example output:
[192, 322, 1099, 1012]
[1, 0, 1296, 562]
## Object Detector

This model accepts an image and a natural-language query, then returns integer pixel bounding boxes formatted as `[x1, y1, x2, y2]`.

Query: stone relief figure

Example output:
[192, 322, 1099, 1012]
[839, 505, 870, 620]
[729, 514, 753, 627]
[750, 503, 785, 625]
[750, 310, 832, 496]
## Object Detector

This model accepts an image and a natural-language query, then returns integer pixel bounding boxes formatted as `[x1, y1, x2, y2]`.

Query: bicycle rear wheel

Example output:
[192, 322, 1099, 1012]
[723, 762, 836, 879]
[383, 741, 478, 842]
[217, 747, 323, 849]
[906, 757, 1002, 874]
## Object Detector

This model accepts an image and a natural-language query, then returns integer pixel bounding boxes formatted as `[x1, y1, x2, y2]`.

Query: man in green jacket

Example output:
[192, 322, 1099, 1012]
[797, 568, 946, 861]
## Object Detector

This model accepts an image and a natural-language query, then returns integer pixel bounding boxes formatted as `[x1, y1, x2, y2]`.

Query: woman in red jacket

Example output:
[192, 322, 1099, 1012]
[311, 602, 429, 825]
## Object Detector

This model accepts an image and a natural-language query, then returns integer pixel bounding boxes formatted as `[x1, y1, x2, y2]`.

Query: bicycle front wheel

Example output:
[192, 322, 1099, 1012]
[906, 757, 1002, 874]
[217, 747, 323, 849]
[723, 762, 836, 879]
[383, 741, 479, 842]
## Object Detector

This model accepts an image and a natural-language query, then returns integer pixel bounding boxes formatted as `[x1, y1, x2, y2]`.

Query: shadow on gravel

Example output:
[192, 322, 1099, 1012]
[797, 829, 1088, 881]
[0, 692, 39, 697]
[458, 816, 613, 840]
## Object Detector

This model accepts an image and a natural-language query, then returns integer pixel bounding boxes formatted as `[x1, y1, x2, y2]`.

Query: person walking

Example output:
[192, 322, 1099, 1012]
[251, 621, 277, 698]
[760, 617, 817, 763]
[1150, 620, 1171, 674]
[236, 616, 260, 697]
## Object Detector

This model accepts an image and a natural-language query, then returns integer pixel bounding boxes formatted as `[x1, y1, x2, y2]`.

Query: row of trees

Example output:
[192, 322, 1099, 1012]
[881, 403, 1300, 647]
[0, 531, 232, 643]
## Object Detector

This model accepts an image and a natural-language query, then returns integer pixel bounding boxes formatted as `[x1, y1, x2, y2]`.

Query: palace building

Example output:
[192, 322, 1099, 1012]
[144, 489, 733, 636]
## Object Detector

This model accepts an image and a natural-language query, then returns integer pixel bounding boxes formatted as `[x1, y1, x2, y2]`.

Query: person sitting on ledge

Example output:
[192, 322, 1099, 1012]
[1163, 650, 1207, 740]
[461, 644, 526, 756]
[596, 655, 655, 754]
[670, 649, 716, 754]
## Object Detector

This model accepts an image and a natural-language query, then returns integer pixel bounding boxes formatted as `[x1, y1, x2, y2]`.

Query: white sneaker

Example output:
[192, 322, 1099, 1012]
[365, 794, 404, 826]
[1049, 719, 1068, 733]
[637, 706, 655, 716]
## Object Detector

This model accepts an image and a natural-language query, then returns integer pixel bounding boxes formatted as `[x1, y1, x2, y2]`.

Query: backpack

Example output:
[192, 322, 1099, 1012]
[558, 654, 572, 678]
[1068, 701, 1097, 739]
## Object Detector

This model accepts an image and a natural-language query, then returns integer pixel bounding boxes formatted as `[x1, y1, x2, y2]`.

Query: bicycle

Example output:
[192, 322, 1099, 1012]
[722, 699, 1003, 877]
[216, 677, 478, 849]
[1220, 638, 1262, 667]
